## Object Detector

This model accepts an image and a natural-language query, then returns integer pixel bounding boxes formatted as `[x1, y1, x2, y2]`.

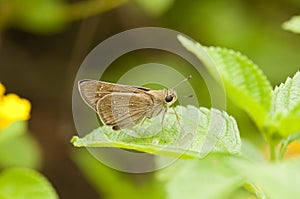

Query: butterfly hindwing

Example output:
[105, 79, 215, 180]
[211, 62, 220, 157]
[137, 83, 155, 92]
[96, 92, 154, 128]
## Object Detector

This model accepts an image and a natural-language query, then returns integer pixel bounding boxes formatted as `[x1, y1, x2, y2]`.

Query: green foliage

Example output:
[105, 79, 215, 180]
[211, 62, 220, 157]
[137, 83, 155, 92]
[178, 35, 272, 129]
[73, 139, 300, 199]
[282, 15, 300, 34]
[158, 156, 244, 199]
[71, 27, 300, 199]
[230, 157, 300, 199]
[179, 35, 300, 144]
[0, 0, 174, 34]
[0, 0, 128, 34]
[62, 0, 128, 21]
[72, 106, 241, 158]
[72, 148, 164, 199]
[0, 121, 56, 198]
[0, 168, 58, 199]
[0, 0, 66, 34]
[155, 141, 261, 199]
[0, 121, 41, 169]
[134, 0, 174, 16]
[158, 144, 300, 199]
[0, 134, 41, 168]
[0, 121, 26, 143]
[266, 72, 300, 137]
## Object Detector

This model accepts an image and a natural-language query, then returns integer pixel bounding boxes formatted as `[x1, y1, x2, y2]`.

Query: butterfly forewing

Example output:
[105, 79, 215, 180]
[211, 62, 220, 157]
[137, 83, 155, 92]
[78, 79, 151, 110]
[78, 80, 100, 109]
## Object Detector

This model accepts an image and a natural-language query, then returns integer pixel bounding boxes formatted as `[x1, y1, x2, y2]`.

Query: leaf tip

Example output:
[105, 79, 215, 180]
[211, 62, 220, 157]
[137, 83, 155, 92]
[176, 34, 185, 41]
[71, 136, 79, 145]
[177, 34, 193, 46]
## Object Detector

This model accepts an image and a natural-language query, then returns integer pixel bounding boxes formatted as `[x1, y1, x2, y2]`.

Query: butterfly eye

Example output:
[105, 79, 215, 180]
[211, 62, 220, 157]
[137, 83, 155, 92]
[165, 95, 173, 102]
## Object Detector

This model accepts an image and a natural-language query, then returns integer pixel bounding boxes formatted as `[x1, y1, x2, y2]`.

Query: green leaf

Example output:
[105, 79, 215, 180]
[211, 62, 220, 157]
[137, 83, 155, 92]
[0, 167, 58, 199]
[134, 0, 174, 16]
[0, 134, 41, 169]
[266, 71, 300, 136]
[282, 15, 300, 34]
[231, 158, 300, 199]
[0, 121, 27, 143]
[270, 71, 300, 119]
[157, 156, 244, 199]
[279, 104, 300, 136]
[159, 140, 300, 199]
[71, 149, 165, 199]
[71, 106, 241, 159]
[178, 35, 272, 128]
[239, 139, 266, 162]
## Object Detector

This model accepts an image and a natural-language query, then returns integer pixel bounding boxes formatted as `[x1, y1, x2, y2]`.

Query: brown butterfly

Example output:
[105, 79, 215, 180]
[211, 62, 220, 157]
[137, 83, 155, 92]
[78, 76, 191, 134]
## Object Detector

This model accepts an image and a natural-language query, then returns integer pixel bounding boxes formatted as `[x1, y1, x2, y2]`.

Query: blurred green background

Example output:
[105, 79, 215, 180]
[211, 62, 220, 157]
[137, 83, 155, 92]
[0, 0, 299, 198]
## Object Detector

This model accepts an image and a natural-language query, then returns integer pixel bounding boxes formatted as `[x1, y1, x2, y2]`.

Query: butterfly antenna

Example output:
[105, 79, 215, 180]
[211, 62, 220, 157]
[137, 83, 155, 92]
[182, 94, 193, 98]
[172, 75, 192, 89]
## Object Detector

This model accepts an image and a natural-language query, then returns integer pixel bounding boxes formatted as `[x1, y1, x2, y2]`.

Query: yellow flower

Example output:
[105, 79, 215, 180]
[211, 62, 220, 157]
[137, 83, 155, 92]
[0, 83, 31, 130]
[0, 83, 5, 97]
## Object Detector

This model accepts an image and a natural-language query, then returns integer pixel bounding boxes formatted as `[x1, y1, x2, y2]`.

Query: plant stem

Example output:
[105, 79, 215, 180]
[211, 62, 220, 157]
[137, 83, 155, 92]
[261, 129, 280, 162]
[278, 132, 300, 160]
[244, 182, 266, 199]
[278, 141, 288, 160]
[269, 143, 277, 162]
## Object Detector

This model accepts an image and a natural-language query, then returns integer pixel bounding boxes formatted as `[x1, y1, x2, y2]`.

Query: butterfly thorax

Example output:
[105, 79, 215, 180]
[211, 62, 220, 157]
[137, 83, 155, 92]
[146, 89, 177, 117]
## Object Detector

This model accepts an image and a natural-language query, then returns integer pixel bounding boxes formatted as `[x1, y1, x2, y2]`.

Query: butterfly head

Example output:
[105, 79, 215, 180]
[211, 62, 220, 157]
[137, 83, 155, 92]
[164, 89, 177, 106]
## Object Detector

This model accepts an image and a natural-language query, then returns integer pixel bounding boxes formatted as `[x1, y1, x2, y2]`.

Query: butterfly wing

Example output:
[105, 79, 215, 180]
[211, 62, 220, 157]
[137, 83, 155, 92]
[96, 92, 154, 129]
[78, 79, 150, 110]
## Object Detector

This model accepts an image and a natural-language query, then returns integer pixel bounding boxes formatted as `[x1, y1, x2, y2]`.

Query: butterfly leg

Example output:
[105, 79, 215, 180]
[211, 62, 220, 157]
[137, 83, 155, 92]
[136, 116, 148, 138]
[161, 108, 168, 143]
[168, 107, 182, 129]
[140, 116, 147, 126]
[170, 107, 191, 142]
[171, 107, 181, 125]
